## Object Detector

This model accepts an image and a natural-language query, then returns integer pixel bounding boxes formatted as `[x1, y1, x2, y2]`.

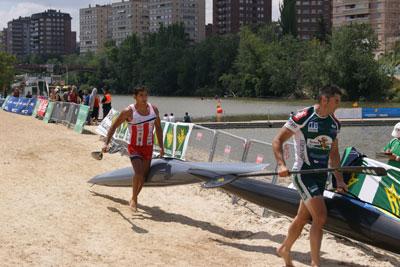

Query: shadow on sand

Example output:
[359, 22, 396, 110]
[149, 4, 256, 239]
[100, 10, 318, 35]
[91, 191, 400, 266]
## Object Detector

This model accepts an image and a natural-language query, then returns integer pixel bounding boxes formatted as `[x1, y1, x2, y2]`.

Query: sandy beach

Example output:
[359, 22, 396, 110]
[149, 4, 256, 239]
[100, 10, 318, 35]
[0, 110, 399, 266]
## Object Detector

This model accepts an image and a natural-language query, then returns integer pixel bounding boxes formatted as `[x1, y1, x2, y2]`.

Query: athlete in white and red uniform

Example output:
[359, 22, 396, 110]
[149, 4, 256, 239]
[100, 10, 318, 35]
[103, 86, 164, 211]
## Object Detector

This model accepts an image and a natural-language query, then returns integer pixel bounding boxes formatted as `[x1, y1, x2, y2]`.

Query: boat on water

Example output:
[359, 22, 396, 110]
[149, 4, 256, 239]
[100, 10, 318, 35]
[89, 155, 400, 255]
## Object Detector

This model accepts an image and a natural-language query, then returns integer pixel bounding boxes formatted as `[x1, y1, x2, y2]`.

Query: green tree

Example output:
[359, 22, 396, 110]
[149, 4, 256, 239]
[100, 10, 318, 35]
[0, 52, 16, 95]
[279, 0, 297, 37]
[329, 24, 390, 101]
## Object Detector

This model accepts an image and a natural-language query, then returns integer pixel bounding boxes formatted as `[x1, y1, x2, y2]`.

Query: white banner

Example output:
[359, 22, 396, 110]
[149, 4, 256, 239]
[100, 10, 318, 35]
[335, 108, 362, 119]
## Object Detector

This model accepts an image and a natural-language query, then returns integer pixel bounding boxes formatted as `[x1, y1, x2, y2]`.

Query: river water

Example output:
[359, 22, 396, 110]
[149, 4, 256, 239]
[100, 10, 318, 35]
[110, 95, 396, 158]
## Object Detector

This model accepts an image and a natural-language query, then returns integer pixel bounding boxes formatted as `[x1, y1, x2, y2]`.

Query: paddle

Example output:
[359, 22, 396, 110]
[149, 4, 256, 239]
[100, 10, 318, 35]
[196, 166, 387, 189]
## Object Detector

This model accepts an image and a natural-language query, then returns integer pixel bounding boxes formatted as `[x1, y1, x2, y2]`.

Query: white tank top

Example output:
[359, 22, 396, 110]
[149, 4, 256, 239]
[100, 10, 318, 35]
[128, 103, 156, 146]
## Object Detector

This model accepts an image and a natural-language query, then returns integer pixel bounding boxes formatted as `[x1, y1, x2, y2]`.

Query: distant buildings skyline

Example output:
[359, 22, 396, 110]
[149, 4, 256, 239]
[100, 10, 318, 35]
[1, 10, 76, 58]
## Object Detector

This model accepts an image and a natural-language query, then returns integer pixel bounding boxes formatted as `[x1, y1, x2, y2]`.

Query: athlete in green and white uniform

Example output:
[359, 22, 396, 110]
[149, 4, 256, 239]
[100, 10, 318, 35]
[285, 105, 341, 201]
[273, 85, 348, 267]
[383, 122, 400, 168]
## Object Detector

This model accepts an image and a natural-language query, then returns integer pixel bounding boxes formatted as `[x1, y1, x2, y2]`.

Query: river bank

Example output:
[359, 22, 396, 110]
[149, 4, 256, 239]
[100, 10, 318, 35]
[0, 110, 399, 266]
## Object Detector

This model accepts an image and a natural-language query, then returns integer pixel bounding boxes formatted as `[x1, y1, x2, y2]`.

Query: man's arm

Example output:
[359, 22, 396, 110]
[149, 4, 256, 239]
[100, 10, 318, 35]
[103, 109, 130, 150]
[153, 105, 164, 156]
[272, 127, 295, 177]
[329, 138, 348, 192]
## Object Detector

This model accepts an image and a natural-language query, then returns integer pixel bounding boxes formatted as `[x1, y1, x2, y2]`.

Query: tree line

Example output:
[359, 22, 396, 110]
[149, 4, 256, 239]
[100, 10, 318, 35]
[1, 21, 398, 101]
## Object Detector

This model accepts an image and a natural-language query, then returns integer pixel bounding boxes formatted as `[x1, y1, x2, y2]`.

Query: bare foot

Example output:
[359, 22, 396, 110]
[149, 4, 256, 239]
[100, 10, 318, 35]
[129, 199, 138, 212]
[277, 246, 294, 267]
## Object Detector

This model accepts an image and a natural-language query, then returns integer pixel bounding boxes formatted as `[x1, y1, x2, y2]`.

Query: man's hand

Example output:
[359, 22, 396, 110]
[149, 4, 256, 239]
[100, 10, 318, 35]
[278, 164, 290, 177]
[336, 180, 348, 193]
[102, 143, 110, 153]
[159, 148, 165, 157]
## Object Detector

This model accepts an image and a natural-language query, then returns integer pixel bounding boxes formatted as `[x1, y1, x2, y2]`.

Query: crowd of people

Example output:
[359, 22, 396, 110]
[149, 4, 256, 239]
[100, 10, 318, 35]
[162, 112, 191, 123]
[47, 86, 112, 125]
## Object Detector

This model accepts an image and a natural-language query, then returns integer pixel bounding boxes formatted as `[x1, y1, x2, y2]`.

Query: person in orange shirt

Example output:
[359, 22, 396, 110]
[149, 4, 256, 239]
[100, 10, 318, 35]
[101, 88, 112, 118]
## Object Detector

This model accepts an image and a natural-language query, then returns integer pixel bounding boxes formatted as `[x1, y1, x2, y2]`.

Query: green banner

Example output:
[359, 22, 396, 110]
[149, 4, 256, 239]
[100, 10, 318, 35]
[114, 121, 129, 140]
[174, 124, 190, 159]
[74, 105, 90, 134]
[346, 158, 400, 217]
[43, 102, 54, 123]
[153, 121, 165, 149]
[163, 123, 175, 156]
[31, 100, 40, 117]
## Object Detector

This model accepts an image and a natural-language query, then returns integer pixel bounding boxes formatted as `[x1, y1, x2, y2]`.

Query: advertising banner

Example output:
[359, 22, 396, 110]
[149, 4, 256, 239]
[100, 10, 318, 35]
[174, 123, 193, 159]
[362, 108, 400, 118]
[163, 122, 175, 156]
[3, 96, 37, 116]
[37, 99, 49, 118]
[43, 102, 55, 123]
[74, 105, 90, 134]
[96, 109, 120, 137]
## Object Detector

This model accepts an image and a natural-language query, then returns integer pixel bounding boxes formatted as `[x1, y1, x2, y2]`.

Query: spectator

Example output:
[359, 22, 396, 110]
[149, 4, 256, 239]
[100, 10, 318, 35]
[25, 91, 32, 98]
[83, 90, 90, 106]
[12, 87, 20, 97]
[49, 88, 56, 101]
[55, 87, 62, 101]
[183, 112, 192, 123]
[62, 88, 70, 102]
[101, 87, 112, 118]
[90, 88, 100, 125]
[169, 113, 175, 122]
[68, 86, 79, 104]
[163, 113, 169, 121]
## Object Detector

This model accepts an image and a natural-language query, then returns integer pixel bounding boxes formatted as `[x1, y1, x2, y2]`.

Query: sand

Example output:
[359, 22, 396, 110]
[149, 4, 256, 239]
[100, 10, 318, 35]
[0, 110, 399, 267]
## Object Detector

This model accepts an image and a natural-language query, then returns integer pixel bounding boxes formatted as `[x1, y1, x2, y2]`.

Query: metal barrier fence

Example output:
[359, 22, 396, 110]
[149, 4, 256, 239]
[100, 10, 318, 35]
[211, 130, 247, 163]
[64, 103, 80, 128]
[185, 125, 217, 162]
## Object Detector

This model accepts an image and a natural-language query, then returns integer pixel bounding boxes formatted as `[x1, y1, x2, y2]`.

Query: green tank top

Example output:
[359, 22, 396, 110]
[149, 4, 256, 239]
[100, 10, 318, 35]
[383, 138, 400, 168]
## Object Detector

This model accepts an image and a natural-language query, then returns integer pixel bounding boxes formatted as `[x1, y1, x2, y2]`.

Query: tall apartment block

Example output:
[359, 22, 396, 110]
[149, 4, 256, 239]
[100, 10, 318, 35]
[30, 10, 76, 56]
[0, 29, 7, 52]
[296, 0, 332, 40]
[110, 0, 134, 45]
[213, 0, 272, 35]
[333, 0, 400, 52]
[80, 4, 112, 53]
[6, 17, 31, 57]
[148, 0, 206, 42]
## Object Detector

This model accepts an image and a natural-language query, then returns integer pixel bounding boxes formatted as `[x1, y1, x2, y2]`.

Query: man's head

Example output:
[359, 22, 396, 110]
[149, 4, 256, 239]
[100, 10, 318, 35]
[392, 122, 400, 138]
[133, 86, 148, 104]
[318, 85, 342, 114]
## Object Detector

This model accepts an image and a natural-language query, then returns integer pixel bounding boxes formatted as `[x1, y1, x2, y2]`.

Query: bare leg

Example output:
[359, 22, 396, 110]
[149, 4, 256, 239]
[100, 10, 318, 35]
[277, 201, 311, 267]
[137, 159, 151, 195]
[304, 197, 327, 267]
[130, 158, 144, 212]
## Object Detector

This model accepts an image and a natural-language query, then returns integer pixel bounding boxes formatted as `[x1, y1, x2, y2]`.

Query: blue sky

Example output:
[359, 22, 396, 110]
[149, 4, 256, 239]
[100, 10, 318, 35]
[0, 0, 282, 38]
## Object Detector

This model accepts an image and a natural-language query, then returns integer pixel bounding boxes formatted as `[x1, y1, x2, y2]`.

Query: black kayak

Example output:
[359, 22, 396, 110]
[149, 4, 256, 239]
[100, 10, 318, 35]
[90, 158, 400, 255]
[189, 168, 400, 255]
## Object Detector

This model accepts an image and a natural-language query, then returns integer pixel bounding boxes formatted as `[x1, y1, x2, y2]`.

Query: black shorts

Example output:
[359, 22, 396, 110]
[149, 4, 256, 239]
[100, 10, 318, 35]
[91, 107, 99, 119]
[292, 173, 327, 202]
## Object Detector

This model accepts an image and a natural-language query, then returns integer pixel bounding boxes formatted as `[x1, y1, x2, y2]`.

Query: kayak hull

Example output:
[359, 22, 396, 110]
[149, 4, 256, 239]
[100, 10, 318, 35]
[190, 168, 400, 255]
[88, 158, 269, 187]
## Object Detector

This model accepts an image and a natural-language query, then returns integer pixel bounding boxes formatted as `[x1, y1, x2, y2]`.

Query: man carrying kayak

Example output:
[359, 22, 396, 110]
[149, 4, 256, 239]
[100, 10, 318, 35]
[383, 122, 400, 168]
[272, 85, 348, 267]
[102, 86, 164, 211]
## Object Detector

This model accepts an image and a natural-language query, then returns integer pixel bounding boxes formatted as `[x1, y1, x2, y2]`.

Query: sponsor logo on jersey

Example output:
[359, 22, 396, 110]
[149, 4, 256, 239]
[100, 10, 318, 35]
[308, 121, 318, 133]
[293, 109, 308, 122]
[307, 135, 333, 150]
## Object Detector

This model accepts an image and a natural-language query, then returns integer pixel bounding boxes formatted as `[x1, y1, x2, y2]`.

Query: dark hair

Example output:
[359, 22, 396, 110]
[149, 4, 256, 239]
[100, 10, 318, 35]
[133, 85, 148, 96]
[318, 85, 342, 101]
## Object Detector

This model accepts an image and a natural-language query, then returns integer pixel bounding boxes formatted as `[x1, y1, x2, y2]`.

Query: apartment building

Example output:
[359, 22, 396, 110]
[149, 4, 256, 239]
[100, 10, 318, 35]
[296, 0, 332, 40]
